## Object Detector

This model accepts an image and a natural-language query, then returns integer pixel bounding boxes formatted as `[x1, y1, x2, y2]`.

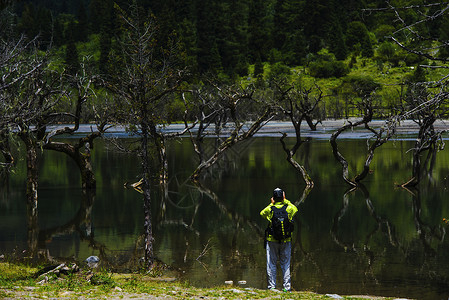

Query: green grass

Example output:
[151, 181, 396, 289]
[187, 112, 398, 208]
[0, 262, 38, 286]
[0, 262, 397, 299]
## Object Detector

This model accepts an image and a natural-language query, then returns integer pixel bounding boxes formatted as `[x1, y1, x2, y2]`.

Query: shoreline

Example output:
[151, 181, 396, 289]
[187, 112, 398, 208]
[46, 119, 449, 139]
[0, 261, 412, 300]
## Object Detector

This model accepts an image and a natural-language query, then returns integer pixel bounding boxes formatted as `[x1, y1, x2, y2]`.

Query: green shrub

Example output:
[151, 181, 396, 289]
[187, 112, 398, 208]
[340, 75, 381, 97]
[309, 60, 348, 78]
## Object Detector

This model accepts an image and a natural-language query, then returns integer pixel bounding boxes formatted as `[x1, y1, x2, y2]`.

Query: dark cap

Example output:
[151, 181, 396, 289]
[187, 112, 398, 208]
[273, 188, 284, 201]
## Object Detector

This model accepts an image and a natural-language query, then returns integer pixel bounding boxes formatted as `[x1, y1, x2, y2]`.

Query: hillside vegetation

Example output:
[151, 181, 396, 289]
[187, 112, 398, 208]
[6, 0, 449, 119]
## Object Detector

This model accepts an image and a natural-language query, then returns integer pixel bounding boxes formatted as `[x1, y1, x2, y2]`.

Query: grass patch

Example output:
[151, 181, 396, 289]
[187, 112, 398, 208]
[0, 262, 37, 287]
[0, 262, 397, 299]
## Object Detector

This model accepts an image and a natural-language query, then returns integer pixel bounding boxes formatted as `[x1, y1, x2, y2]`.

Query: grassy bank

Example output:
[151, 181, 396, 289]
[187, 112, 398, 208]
[0, 262, 400, 299]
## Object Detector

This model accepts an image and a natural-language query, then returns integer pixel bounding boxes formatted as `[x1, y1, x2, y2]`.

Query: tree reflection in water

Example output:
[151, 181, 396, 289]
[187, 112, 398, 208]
[3, 137, 449, 299]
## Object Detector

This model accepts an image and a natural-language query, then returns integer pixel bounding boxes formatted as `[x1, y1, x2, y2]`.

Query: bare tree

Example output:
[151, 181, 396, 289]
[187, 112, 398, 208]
[0, 33, 43, 170]
[5, 51, 63, 257]
[186, 83, 273, 182]
[364, 2, 449, 186]
[330, 96, 395, 186]
[398, 83, 447, 187]
[107, 2, 185, 269]
[0, 22, 105, 256]
[42, 61, 108, 190]
[275, 81, 323, 187]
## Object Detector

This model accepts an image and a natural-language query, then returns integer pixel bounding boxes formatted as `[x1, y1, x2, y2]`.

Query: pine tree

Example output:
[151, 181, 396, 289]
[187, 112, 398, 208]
[89, 0, 102, 34]
[214, 0, 249, 77]
[75, 0, 88, 42]
[327, 14, 347, 60]
[439, 14, 449, 58]
[230, 0, 250, 76]
[248, 0, 270, 62]
[36, 6, 52, 47]
[346, 21, 373, 58]
[272, 0, 287, 50]
[279, 0, 306, 65]
[65, 41, 79, 75]
[52, 16, 64, 47]
[99, 31, 111, 74]
[65, 20, 79, 75]
[253, 53, 264, 77]
[301, 0, 330, 53]
[196, 0, 222, 73]
[18, 3, 37, 38]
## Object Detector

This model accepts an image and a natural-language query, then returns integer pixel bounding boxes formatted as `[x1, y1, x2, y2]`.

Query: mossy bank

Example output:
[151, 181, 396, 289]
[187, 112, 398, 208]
[0, 262, 408, 299]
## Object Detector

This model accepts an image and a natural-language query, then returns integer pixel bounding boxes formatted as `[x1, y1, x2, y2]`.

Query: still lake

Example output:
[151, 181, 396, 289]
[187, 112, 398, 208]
[1, 126, 449, 299]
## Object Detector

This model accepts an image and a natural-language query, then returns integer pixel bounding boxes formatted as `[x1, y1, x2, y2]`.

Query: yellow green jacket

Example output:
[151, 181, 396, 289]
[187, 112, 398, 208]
[260, 199, 298, 242]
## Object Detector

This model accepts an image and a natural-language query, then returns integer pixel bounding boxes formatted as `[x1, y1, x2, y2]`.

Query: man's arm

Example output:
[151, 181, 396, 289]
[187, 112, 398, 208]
[284, 199, 298, 219]
[260, 204, 273, 221]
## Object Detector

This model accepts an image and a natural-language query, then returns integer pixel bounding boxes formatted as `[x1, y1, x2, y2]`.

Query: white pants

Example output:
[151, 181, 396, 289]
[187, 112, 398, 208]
[266, 241, 291, 291]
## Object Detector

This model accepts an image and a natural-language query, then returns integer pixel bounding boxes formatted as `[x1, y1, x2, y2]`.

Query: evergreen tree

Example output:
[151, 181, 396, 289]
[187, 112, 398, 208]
[439, 13, 449, 58]
[75, 0, 88, 42]
[90, 0, 116, 74]
[36, 6, 52, 47]
[408, 65, 426, 83]
[280, 0, 306, 65]
[52, 16, 64, 47]
[215, 0, 249, 77]
[248, 0, 270, 62]
[196, 0, 222, 73]
[155, 0, 177, 49]
[301, 0, 332, 53]
[282, 30, 306, 65]
[99, 30, 111, 75]
[346, 21, 373, 57]
[18, 3, 52, 48]
[272, 0, 288, 50]
[253, 53, 264, 77]
[65, 20, 79, 74]
[327, 13, 347, 60]
[18, 3, 38, 38]
[65, 41, 79, 75]
[88, 0, 102, 34]
[230, 0, 250, 76]
[178, 18, 198, 72]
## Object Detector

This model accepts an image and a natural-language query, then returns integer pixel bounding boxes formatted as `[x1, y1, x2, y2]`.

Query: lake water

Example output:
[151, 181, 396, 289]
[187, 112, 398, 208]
[1, 131, 449, 299]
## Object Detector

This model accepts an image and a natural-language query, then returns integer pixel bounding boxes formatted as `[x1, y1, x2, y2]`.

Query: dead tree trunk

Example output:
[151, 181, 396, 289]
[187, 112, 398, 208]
[19, 131, 40, 257]
[43, 121, 105, 190]
[190, 107, 272, 181]
[0, 129, 14, 168]
[277, 86, 320, 187]
[401, 115, 443, 188]
[276, 83, 323, 187]
[43, 139, 97, 190]
[330, 99, 394, 186]
[182, 90, 216, 167]
[141, 119, 155, 269]
[280, 133, 313, 187]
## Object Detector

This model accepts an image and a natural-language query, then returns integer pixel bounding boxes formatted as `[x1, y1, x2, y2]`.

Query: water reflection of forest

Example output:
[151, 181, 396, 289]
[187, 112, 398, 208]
[2, 137, 449, 299]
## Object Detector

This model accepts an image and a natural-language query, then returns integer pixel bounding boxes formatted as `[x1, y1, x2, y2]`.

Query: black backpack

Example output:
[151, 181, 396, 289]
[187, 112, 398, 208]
[269, 204, 293, 242]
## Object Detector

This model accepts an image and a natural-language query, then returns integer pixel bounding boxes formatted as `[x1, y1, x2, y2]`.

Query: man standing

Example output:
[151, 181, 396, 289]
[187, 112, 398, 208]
[260, 188, 298, 292]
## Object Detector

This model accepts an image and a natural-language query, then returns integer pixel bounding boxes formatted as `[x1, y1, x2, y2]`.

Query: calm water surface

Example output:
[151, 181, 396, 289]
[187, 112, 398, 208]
[1, 135, 449, 299]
